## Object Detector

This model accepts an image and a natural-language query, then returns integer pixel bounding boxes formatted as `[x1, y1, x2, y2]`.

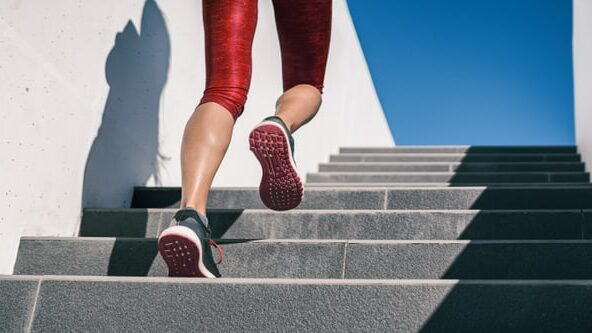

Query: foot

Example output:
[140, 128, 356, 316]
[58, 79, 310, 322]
[249, 116, 304, 211]
[157, 207, 223, 277]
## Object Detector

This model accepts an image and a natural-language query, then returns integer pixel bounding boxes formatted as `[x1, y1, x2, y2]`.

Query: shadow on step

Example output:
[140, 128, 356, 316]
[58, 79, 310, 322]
[80, 209, 245, 238]
[420, 148, 591, 331]
[449, 147, 588, 185]
[418, 282, 592, 332]
[208, 210, 245, 238]
[80, 209, 153, 238]
[82, 208, 247, 275]
[107, 238, 158, 276]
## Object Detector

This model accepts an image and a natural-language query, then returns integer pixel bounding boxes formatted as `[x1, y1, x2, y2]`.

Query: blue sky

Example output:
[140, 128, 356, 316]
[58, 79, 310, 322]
[348, 0, 574, 145]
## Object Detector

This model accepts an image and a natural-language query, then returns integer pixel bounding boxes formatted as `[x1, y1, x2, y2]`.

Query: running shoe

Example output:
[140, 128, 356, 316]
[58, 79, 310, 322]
[157, 207, 223, 278]
[249, 115, 304, 211]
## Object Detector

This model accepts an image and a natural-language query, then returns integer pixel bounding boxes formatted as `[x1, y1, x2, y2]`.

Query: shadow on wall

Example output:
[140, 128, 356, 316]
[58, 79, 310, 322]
[82, 0, 170, 209]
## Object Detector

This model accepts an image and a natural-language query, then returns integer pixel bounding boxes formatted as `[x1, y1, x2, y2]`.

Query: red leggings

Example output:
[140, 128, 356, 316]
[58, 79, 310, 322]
[197, 0, 332, 121]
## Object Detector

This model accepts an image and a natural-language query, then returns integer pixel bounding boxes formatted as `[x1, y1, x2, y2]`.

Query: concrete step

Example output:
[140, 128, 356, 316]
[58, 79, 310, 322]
[339, 146, 578, 154]
[318, 162, 586, 173]
[15, 238, 592, 279]
[305, 182, 592, 187]
[131, 187, 387, 209]
[4, 275, 592, 332]
[306, 172, 590, 184]
[14, 238, 341, 279]
[0, 276, 39, 332]
[81, 208, 590, 240]
[330, 153, 581, 163]
[130, 186, 592, 209]
[384, 187, 592, 209]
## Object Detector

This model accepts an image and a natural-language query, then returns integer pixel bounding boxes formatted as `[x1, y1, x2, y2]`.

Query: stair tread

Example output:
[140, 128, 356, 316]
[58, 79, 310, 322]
[11, 144, 592, 330]
[7, 274, 592, 284]
[16, 238, 592, 279]
[5, 274, 592, 332]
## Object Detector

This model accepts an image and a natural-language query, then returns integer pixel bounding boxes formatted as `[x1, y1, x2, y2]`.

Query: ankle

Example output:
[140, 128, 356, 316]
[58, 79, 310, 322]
[177, 205, 209, 228]
[179, 203, 206, 217]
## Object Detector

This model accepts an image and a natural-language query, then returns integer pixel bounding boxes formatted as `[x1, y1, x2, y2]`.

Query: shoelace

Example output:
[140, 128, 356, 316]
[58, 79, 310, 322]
[209, 239, 224, 265]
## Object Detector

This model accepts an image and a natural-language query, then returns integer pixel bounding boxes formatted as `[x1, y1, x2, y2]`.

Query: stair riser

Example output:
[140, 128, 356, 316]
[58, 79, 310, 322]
[132, 187, 592, 209]
[331, 154, 581, 163]
[306, 173, 590, 183]
[131, 188, 386, 209]
[305, 183, 592, 187]
[386, 188, 592, 209]
[81, 209, 588, 240]
[17, 278, 592, 332]
[14, 239, 345, 278]
[319, 163, 586, 173]
[15, 239, 592, 279]
[340, 146, 578, 154]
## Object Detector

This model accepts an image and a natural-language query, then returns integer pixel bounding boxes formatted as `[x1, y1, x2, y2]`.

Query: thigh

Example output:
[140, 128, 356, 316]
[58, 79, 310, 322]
[202, 0, 258, 90]
[271, 0, 332, 93]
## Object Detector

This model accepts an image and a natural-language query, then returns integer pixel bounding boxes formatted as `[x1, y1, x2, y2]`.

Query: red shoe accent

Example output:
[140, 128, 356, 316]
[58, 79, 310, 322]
[158, 234, 209, 277]
[249, 122, 304, 211]
[209, 240, 224, 265]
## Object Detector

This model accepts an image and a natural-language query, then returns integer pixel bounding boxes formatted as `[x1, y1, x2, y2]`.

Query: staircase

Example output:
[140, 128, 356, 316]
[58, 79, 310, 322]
[5, 146, 592, 332]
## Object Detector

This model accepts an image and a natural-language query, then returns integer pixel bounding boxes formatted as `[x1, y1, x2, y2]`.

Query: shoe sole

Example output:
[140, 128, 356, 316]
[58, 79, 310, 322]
[157, 226, 216, 278]
[249, 121, 304, 211]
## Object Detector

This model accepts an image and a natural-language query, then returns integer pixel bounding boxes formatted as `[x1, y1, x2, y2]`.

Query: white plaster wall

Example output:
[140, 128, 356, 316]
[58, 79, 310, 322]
[0, 0, 393, 274]
[574, 0, 592, 172]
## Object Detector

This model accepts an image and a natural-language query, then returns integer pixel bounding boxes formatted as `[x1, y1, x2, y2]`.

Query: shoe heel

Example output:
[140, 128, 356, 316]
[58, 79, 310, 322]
[158, 226, 216, 278]
[249, 122, 303, 211]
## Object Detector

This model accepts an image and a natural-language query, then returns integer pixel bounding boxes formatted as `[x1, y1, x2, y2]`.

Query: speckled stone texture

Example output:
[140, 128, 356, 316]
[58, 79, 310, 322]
[130, 186, 592, 210]
[319, 162, 586, 172]
[330, 153, 581, 163]
[131, 187, 387, 209]
[344, 240, 592, 279]
[14, 238, 345, 278]
[81, 209, 585, 240]
[27, 277, 592, 332]
[306, 172, 589, 183]
[11, 145, 592, 331]
[386, 187, 592, 209]
[0, 276, 39, 332]
[339, 146, 579, 154]
[15, 238, 592, 279]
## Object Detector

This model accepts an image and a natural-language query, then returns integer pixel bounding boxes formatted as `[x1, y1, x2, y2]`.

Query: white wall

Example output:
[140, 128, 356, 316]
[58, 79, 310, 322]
[574, 0, 592, 172]
[0, 0, 393, 274]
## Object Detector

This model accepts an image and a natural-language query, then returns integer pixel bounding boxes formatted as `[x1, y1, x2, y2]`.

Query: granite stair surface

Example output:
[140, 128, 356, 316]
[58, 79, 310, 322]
[4, 145, 592, 332]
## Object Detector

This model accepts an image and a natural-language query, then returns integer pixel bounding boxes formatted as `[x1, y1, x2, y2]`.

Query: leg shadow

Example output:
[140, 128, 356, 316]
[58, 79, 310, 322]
[81, 0, 170, 210]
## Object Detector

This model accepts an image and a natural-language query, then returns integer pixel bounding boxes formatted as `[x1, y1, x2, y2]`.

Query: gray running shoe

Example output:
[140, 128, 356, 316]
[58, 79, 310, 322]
[157, 208, 223, 277]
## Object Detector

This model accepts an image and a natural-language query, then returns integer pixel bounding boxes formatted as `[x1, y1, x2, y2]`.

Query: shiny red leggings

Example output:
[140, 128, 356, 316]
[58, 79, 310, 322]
[197, 0, 332, 121]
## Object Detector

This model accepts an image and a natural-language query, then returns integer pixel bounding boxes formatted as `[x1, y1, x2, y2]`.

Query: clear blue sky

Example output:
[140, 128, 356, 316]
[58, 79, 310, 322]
[347, 0, 574, 145]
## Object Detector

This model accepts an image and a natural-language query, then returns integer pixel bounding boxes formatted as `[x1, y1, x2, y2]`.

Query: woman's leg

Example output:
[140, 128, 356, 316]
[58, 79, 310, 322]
[248, 1, 331, 211]
[159, 0, 257, 279]
[271, 0, 332, 133]
[179, 103, 234, 215]
[180, 0, 258, 215]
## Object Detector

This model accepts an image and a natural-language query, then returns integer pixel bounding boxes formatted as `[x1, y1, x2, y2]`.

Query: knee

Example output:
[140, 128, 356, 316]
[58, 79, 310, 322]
[276, 83, 323, 110]
[284, 83, 323, 96]
[286, 84, 324, 104]
[284, 79, 324, 95]
[198, 86, 248, 121]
